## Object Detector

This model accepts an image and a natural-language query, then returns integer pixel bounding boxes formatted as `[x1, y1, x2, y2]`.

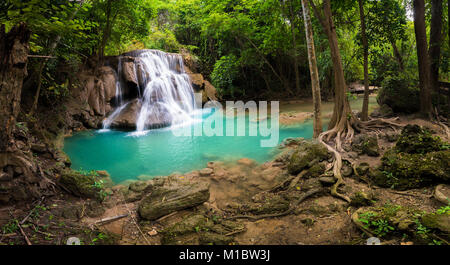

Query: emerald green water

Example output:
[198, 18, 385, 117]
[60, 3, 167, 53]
[63, 108, 322, 184]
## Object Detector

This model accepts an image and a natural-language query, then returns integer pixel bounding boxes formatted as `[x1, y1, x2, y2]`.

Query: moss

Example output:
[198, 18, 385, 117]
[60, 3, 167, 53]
[350, 191, 376, 207]
[199, 232, 233, 245]
[395, 125, 446, 154]
[355, 204, 449, 244]
[305, 162, 326, 178]
[377, 74, 420, 113]
[287, 140, 329, 175]
[161, 214, 208, 245]
[59, 170, 104, 201]
[374, 149, 450, 190]
[351, 134, 380, 157]
[356, 162, 370, 176]
[421, 212, 450, 233]
[248, 194, 289, 215]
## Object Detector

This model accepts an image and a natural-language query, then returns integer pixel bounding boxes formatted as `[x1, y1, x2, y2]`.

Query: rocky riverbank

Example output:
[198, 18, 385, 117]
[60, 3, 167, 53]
[1, 102, 449, 245]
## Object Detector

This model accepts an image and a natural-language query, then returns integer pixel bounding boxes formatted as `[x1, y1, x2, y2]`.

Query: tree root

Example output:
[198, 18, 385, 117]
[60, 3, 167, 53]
[351, 208, 374, 237]
[268, 170, 307, 193]
[317, 116, 403, 203]
[226, 188, 322, 221]
[433, 108, 450, 140]
[318, 130, 351, 203]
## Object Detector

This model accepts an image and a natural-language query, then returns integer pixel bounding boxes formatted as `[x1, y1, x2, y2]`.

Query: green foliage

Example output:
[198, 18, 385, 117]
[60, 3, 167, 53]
[358, 211, 395, 237]
[1, 219, 19, 234]
[436, 206, 450, 215]
[211, 55, 240, 97]
[377, 72, 420, 113]
[395, 125, 447, 154]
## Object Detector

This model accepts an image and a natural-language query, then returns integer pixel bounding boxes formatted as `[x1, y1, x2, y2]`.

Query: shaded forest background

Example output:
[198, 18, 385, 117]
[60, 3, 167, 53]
[0, 0, 449, 111]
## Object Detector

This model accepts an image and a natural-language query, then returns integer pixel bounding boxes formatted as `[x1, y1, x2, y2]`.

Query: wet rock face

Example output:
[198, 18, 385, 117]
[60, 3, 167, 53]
[110, 99, 140, 130]
[66, 49, 217, 131]
[138, 180, 210, 220]
[351, 134, 380, 157]
[287, 140, 330, 175]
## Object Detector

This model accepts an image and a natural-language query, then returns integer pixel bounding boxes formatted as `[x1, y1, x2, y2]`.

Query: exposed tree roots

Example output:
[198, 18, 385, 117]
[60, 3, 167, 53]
[433, 108, 450, 140]
[319, 116, 403, 203]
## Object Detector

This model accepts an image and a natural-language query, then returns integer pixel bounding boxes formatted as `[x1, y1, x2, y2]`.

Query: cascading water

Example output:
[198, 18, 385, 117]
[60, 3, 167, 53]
[102, 50, 196, 132]
[102, 58, 125, 130]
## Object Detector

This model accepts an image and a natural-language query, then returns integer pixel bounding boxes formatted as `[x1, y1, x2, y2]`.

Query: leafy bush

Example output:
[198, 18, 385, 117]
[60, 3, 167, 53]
[211, 55, 240, 98]
[377, 72, 420, 113]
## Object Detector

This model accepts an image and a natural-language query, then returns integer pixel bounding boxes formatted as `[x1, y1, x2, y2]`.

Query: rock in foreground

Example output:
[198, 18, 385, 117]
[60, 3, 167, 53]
[138, 180, 210, 220]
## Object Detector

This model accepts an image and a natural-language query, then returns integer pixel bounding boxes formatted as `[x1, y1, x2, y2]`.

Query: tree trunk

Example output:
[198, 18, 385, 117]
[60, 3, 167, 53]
[289, 0, 301, 93]
[429, 0, 443, 92]
[391, 41, 404, 72]
[301, 0, 322, 138]
[0, 23, 31, 151]
[310, 0, 353, 131]
[413, 0, 433, 116]
[358, 0, 370, 121]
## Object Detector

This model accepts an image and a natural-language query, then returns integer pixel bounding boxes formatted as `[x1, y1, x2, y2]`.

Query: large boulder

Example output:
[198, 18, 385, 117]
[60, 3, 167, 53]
[287, 140, 330, 175]
[138, 180, 210, 220]
[395, 125, 445, 154]
[110, 99, 141, 129]
[109, 100, 175, 130]
[421, 212, 450, 233]
[377, 74, 420, 113]
[373, 149, 450, 190]
[369, 125, 449, 190]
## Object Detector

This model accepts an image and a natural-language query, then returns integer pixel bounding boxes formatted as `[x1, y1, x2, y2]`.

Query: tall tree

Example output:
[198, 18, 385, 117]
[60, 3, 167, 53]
[429, 0, 443, 92]
[358, 0, 370, 121]
[413, 0, 433, 116]
[308, 0, 354, 202]
[287, 0, 301, 93]
[309, 0, 353, 132]
[301, 0, 322, 138]
[0, 23, 30, 151]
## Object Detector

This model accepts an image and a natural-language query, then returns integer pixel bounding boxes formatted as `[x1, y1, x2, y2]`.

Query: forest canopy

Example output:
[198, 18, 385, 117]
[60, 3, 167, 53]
[0, 0, 448, 104]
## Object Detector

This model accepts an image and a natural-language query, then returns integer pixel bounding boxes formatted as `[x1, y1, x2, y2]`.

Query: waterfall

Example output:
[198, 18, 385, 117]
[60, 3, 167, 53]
[115, 57, 124, 106]
[102, 102, 129, 129]
[102, 50, 196, 131]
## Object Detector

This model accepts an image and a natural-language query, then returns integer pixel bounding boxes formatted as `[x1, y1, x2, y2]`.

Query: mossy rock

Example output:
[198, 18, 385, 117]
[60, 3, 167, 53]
[161, 214, 208, 244]
[352, 204, 415, 238]
[374, 149, 450, 190]
[421, 212, 450, 233]
[59, 170, 104, 201]
[287, 140, 329, 175]
[377, 75, 420, 113]
[395, 125, 446, 154]
[351, 134, 380, 157]
[350, 191, 376, 207]
[199, 232, 233, 245]
[305, 162, 326, 178]
[247, 194, 289, 215]
[138, 181, 210, 220]
[356, 162, 370, 176]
